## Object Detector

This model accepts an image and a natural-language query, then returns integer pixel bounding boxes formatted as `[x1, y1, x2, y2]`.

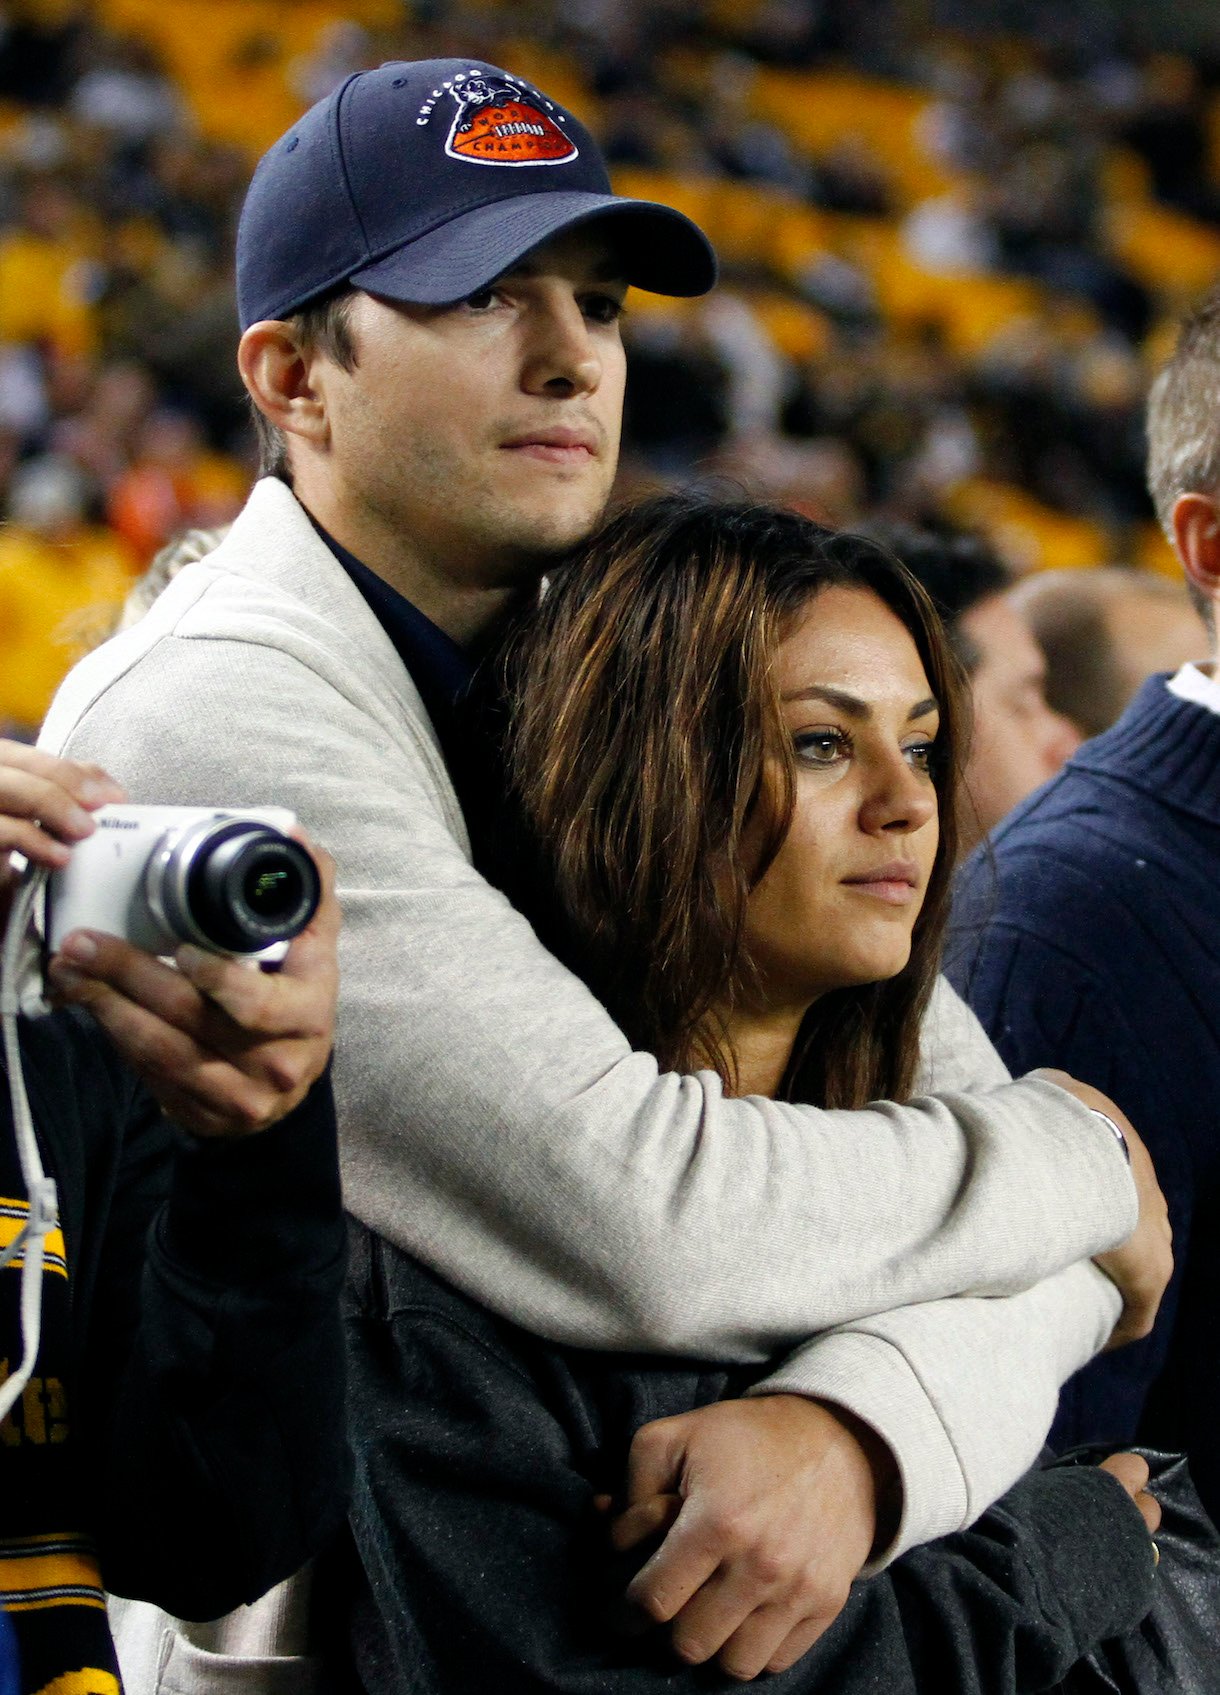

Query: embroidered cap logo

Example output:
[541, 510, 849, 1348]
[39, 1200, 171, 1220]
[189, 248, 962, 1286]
[442, 73, 578, 167]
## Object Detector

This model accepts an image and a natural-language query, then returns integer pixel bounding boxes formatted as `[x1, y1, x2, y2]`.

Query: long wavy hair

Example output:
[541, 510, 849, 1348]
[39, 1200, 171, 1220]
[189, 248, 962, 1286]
[502, 493, 967, 1109]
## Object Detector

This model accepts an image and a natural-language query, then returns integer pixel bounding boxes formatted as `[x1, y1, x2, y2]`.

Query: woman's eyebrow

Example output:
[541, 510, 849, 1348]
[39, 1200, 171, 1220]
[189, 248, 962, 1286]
[781, 686, 940, 722]
[782, 685, 870, 716]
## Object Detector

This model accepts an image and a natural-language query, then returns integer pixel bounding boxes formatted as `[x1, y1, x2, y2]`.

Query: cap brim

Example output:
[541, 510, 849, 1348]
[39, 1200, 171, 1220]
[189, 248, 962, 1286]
[348, 189, 717, 304]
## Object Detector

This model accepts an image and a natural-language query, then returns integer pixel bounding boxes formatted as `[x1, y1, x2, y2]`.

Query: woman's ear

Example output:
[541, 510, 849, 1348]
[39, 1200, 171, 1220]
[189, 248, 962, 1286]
[1171, 491, 1220, 606]
[237, 321, 329, 452]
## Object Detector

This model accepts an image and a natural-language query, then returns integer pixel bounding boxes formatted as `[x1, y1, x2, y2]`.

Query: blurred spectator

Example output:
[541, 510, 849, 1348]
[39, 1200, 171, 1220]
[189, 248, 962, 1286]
[904, 185, 997, 273]
[4, 0, 1220, 714]
[289, 20, 373, 106]
[106, 409, 245, 563]
[51, 358, 156, 488]
[622, 309, 729, 474]
[1012, 565, 1205, 739]
[864, 522, 1080, 852]
[116, 521, 228, 635]
[68, 33, 188, 146]
[1121, 54, 1220, 225]
[0, 173, 98, 360]
[713, 431, 865, 525]
[947, 284, 1220, 1518]
[0, 454, 134, 736]
[0, 2, 85, 105]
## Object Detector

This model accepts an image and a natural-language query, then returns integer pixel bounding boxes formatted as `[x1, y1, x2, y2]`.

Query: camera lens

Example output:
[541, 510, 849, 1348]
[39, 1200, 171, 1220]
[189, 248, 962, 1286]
[185, 825, 320, 952]
[242, 853, 306, 920]
[147, 817, 321, 954]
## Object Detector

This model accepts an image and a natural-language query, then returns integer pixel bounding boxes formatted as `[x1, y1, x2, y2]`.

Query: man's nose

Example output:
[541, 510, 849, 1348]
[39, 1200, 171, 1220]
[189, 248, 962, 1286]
[521, 297, 601, 397]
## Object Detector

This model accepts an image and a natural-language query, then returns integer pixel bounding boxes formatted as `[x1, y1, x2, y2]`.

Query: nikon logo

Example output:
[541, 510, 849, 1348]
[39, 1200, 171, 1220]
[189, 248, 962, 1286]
[100, 818, 140, 830]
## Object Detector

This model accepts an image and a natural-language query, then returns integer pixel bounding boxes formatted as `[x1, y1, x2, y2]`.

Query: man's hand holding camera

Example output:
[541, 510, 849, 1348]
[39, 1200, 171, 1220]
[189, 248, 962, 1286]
[1, 739, 338, 1141]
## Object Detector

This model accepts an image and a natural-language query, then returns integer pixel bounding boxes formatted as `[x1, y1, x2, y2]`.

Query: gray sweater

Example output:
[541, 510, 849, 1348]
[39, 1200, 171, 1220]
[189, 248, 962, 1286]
[41, 478, 1135, 1560]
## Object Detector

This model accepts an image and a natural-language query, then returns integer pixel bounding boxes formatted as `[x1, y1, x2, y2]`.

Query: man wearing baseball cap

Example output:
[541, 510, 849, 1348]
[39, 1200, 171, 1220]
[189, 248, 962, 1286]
[42, 58, 1161, 1687]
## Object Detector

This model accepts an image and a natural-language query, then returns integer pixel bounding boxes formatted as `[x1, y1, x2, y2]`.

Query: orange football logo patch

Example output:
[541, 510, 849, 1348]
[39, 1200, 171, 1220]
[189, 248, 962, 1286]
[446, 87, 577, 167]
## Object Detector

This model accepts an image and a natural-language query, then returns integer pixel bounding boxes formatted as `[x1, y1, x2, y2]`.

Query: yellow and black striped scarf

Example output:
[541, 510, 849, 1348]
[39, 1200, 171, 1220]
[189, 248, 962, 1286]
[0, 1192, 121, 1695]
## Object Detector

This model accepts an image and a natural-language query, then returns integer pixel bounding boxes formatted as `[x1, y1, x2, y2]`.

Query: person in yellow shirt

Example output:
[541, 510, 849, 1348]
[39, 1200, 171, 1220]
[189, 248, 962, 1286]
[0, 456, 135, 737]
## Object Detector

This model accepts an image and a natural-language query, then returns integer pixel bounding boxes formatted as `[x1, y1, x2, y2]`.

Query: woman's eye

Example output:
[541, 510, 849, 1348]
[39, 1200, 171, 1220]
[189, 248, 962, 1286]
[794, 728, 850, 766]
[905, 739, 936, 775]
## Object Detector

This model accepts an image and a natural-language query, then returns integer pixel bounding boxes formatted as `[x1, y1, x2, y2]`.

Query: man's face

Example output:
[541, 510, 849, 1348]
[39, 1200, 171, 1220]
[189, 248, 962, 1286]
[308, 228, 627, 591]
[958, 592, 1081, 852]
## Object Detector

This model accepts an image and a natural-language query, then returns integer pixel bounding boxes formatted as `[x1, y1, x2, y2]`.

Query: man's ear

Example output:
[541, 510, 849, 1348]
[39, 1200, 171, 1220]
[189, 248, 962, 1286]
[238, 321, 329, 449]
[1171, 491, 1220, 604]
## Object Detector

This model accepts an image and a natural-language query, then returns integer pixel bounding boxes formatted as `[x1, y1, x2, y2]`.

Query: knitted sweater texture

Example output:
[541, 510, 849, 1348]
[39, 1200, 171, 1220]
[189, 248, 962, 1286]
[949, 675, 1220, 1516]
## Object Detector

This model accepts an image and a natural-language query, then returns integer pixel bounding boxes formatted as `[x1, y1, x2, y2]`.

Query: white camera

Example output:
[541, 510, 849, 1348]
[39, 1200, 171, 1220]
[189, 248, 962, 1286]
[46, 804, 321, 963]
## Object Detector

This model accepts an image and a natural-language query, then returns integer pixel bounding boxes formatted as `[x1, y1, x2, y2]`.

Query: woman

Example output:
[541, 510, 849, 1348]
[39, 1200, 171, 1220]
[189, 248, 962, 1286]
[331, 494, 1161, 1694]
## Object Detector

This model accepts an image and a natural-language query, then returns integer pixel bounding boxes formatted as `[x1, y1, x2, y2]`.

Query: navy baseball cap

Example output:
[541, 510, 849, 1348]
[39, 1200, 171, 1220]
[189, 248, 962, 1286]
[236, 58, 717, 328]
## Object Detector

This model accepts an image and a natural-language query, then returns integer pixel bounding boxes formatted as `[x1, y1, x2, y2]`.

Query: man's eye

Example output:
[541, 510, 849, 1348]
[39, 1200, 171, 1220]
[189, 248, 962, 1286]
[583, 292, 625, 324]
[463, 287, 498, 311]
[794, 728, 849, 766]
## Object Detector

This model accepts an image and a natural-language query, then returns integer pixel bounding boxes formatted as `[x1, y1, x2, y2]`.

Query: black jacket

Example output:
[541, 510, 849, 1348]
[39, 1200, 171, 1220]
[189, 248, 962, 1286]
[2, 1008, 349, 1691]
[332, 1228, 1156, 1695]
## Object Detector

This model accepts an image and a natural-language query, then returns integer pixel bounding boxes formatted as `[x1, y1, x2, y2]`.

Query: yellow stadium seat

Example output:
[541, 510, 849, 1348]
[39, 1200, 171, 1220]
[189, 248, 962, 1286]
[945, 479, 1108, 574]
[703, 179, 797, 269]
[1101, 146, 1153, 206]
[0, 525, 136, 734]
[96, 1, 399, 156]
[747, 69, 957, 209]
[495, 40, 596, 125]
[745, 290, 831, 362]
[1134, 522, 1184, 581]
[821, 215, 1048, 354]
[769, 202, 834, 281]
[611, 170, 719, 239]
[0, 230, 97, 359]
[1106, 199, 1220, 298]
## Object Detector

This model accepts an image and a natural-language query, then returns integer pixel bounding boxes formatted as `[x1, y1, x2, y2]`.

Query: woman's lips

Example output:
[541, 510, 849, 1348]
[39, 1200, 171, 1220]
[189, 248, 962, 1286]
[841, 865, 920, 905]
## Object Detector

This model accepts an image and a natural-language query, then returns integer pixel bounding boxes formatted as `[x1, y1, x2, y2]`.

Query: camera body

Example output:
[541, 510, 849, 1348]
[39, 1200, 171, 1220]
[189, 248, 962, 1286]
[46, 804, 321, 963]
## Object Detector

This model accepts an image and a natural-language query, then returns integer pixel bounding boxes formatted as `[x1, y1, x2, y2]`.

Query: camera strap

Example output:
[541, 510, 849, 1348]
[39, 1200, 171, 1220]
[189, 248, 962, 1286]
[0, 866, 60, 1424]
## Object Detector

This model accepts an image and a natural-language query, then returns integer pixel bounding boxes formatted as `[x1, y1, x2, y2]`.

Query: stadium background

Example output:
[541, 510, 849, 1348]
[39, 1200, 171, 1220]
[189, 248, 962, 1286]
[3, 0, 1220, 734]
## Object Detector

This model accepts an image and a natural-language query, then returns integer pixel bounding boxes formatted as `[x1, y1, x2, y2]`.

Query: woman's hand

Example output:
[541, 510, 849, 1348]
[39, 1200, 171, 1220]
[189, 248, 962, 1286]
[1034, 1070, 1173, 1350]
[0, 740, 127, 926]
[1099, 1451, 1162, 1537]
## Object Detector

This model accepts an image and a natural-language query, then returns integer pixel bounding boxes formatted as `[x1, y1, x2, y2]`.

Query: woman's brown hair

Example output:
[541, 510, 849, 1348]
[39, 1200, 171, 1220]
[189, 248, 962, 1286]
[504, 492, 967, 1110]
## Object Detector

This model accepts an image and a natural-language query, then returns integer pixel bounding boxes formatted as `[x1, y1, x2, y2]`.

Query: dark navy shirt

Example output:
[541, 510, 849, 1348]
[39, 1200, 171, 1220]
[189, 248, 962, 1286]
[307, 515, 510, 876]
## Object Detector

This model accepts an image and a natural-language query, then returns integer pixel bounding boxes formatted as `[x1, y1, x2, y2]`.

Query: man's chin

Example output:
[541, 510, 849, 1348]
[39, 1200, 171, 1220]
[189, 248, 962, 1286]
[494, 498, 610, 563]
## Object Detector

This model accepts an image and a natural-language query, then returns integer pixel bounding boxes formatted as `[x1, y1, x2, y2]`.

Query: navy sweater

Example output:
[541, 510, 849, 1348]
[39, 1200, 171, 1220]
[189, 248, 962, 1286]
[947, 675, 1220, 1517]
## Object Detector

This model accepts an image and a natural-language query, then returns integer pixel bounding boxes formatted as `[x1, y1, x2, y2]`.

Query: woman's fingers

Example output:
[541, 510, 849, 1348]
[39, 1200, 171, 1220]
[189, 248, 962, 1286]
[1099, 1452, 1162, 1535]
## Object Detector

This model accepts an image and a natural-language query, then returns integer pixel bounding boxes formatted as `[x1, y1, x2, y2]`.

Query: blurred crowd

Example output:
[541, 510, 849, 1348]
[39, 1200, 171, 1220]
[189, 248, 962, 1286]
[2, 0, 1219, 734]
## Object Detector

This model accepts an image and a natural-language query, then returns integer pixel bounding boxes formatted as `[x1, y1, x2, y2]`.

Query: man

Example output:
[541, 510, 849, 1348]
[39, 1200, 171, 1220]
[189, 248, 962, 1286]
[0, 743, 346, 1693]
[866, 524, 1082, 854]
[1010, 565, 1203, 740]
[40, 59, 1166, 1681]
[949, 286, 1220, 1519]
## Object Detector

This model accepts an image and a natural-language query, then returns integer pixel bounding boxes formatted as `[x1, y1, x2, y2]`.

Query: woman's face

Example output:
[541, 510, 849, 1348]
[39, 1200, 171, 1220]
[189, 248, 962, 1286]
[743, 584, 941, 1011]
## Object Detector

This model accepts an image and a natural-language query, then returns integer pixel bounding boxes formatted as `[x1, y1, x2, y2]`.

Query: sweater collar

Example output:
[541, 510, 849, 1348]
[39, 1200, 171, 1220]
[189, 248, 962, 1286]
[1069, 673, 1220, 826]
